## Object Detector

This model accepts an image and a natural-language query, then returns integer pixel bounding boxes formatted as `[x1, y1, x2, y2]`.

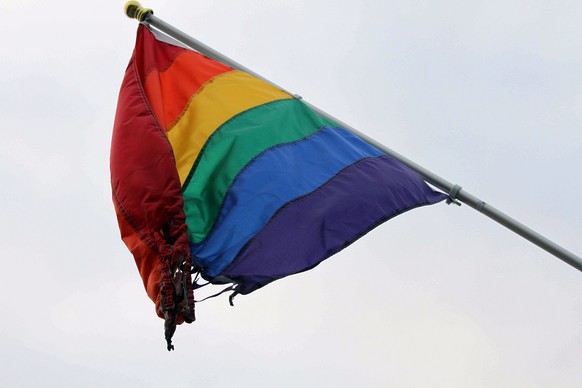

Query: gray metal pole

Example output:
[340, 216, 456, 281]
[124, 2, 582, 272]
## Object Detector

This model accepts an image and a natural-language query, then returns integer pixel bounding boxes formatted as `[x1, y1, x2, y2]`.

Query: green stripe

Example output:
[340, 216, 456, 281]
[183, 98, 335, 243]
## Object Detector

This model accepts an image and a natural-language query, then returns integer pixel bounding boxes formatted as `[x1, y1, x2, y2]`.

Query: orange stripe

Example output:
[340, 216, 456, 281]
[144, 50, 231, 130]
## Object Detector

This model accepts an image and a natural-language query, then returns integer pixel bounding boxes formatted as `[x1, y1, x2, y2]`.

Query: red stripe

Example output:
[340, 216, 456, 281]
[111, 47, 189, 316]
[134, 25, 184, 80]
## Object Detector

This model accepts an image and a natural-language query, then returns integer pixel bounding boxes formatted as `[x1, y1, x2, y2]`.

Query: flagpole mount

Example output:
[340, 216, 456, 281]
[124, 1, 153, 21]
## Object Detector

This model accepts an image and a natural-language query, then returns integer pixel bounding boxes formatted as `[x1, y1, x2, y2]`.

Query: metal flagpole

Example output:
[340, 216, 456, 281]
[123, 2, 582, 272]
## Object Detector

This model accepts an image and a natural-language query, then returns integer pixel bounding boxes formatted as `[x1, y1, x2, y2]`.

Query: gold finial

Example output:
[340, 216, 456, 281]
[124, 1, 153, 22]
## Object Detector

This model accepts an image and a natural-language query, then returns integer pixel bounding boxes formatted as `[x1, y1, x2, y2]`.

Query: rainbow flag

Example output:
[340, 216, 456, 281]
[111, 25, 447, 345]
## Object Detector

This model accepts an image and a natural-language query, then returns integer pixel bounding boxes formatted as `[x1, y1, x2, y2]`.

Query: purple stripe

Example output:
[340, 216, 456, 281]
[220, 155, 447, 294]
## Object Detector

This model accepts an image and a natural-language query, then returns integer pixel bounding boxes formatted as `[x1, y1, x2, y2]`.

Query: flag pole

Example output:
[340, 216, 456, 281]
[123, 2, 582, 272]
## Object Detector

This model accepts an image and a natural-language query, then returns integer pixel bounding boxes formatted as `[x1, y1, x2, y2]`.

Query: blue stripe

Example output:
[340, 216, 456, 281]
[222, 155, 447, 294]
[190, 125, 384, 276]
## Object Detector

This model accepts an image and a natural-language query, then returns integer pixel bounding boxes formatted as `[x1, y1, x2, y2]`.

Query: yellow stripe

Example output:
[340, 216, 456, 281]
[167, 71, 292, 184]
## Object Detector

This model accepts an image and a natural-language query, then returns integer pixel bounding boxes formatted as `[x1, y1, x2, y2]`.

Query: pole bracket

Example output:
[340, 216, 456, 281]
[447, 184, 462, 206]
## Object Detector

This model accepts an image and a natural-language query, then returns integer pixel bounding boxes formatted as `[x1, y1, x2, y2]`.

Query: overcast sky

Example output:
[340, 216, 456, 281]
[1, 1, 581, 387]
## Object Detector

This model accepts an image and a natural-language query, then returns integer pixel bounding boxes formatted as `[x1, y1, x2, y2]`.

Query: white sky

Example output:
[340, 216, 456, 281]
[1, 1, 581, 386]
